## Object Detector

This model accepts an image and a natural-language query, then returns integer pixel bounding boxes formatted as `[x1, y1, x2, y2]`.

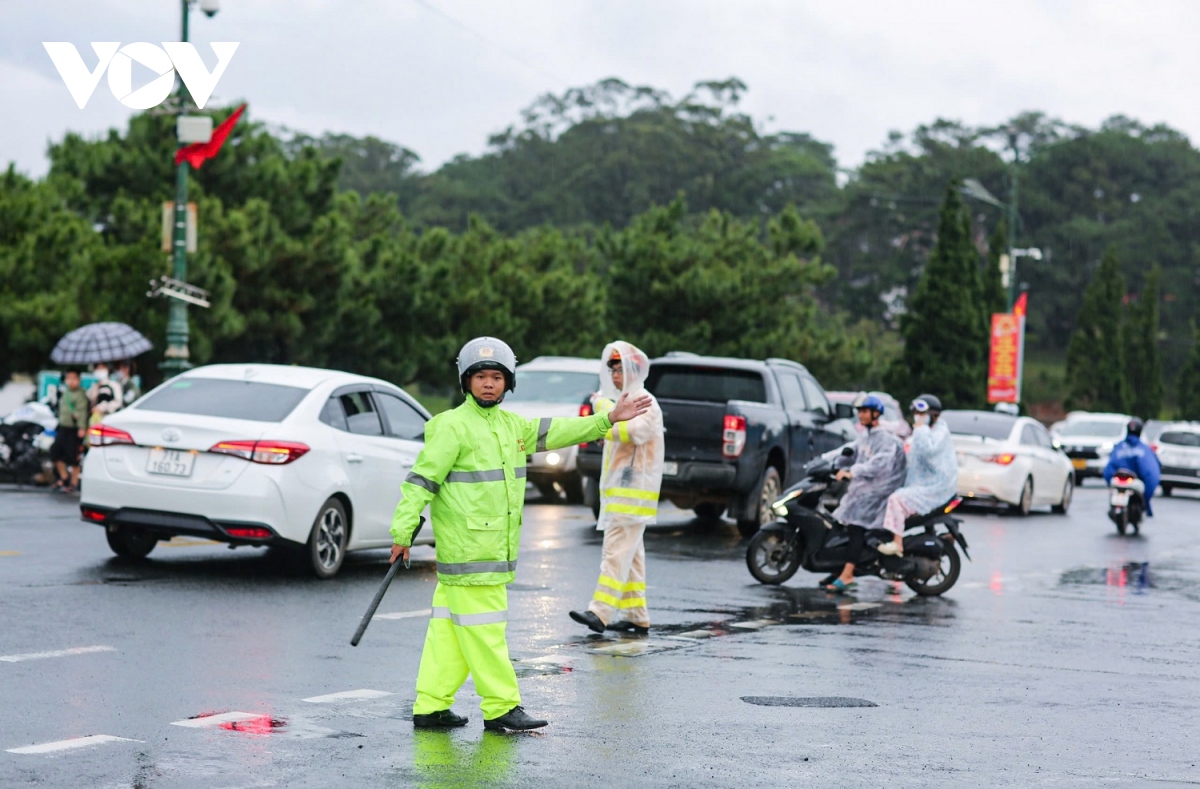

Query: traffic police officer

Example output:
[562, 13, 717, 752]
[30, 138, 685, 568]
[390, 337, 652, 731]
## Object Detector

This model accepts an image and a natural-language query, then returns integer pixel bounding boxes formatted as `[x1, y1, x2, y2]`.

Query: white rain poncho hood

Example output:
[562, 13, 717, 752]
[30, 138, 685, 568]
[832, 425, 907, 530]
[593, 341, 664, 530]
[891, 419, 959, 515]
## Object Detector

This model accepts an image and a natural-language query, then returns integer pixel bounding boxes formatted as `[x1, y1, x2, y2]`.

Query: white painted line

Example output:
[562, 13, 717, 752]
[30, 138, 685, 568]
[7, 734, 140, 754]
[303, 689, 394, 704]
[374, 608, 432, 620]
[171, 711, 261, 728]
[674, 629, 717, 639]
[728, 619, 779, 630]
[837, 602, 882, 612]
[517, 655, 573, 666]
[0, 645, 116, 663]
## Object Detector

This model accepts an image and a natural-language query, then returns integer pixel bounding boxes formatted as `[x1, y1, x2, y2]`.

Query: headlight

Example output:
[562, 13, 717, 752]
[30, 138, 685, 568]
[1099, 443, 1114, 453]
[545, 452, 562, 466]
[771, 490, 802, 516]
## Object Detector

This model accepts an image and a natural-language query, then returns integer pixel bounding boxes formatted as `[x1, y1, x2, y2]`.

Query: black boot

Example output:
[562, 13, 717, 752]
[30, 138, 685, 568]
[412, 709, 468, 728]
[484, 705, 548, 731]
[569, 610, 605, 634]
[605, 620, 649, 635]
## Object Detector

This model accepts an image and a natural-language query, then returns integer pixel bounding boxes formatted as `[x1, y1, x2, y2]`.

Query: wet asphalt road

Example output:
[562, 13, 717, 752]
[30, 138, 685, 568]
[2, 482, 1200, 788]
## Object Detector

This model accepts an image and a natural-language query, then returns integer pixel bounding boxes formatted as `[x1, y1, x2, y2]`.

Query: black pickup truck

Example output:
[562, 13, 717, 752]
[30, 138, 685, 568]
[578, 353, 856, 536]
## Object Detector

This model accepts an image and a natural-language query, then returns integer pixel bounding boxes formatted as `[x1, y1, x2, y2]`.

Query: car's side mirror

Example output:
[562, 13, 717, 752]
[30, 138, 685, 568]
[833, 403, 855, 420]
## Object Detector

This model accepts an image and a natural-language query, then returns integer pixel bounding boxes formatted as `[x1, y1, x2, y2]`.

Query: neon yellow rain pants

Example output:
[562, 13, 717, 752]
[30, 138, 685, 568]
[413, 582, 520, 720]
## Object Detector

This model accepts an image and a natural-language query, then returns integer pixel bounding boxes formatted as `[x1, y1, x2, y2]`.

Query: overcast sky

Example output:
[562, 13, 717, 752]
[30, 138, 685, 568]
[2, 0, 1195, 178]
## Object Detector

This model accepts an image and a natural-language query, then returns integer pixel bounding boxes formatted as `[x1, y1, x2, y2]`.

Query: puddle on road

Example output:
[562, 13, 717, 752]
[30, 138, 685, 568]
[742, 696, 878, 708]
[1061, 562, 1153, 592]
[182, 711, 361, 739]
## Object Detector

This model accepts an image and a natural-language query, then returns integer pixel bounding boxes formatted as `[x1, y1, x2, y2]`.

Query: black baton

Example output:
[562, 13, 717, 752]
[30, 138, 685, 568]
[350, 516, 424, 647]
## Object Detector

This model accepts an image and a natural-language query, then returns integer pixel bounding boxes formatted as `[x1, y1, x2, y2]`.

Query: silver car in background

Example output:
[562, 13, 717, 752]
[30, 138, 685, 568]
[501, 356, 602, 504]
[1051, 412, 1132, 485]
[1154, 422, 1200, 496]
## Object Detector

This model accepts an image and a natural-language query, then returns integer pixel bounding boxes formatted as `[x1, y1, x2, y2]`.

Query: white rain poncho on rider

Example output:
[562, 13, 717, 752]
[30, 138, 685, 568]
[888, 419, 958, 519]
[594, 341, 665, 530]
[832, 424, 907, 530]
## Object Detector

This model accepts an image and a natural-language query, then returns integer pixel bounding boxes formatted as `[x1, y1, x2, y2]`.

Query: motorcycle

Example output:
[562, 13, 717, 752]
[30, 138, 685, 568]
[745, 450, 970, 596]
[1107, 468, 1145, 536]
[0, 421, 47, 485]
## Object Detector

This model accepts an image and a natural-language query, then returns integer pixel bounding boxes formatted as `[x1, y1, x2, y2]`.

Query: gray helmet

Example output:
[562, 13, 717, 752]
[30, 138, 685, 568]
[456, 337, 517, 394]
[911, 393, 942, 413]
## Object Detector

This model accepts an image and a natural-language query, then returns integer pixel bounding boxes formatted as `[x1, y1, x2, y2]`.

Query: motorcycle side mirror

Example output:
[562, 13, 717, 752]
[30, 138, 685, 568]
[833, 402, 855, 420]
[841, 446, 855, 457]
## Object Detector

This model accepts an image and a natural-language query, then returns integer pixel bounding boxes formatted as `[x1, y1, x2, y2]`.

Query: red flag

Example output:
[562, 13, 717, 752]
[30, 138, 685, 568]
[174, 104, 245, 169]
[1013, 291, 1028, 318]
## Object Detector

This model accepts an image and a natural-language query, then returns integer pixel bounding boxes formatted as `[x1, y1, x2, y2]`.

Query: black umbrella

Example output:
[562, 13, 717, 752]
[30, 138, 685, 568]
[50, 322, 153, 365]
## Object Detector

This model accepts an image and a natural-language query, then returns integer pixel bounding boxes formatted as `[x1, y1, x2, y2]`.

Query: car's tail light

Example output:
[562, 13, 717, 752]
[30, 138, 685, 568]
[983, 453, 1016, 465]
[1150, 443, 1159, 454]
[722, 415, 747, 458]
[579, 403, 593, 448]
[209, 440, 310, 465]
[88, 424, 134, 447]
[81, 507, 108, 523]
[225, 526, 273, 539]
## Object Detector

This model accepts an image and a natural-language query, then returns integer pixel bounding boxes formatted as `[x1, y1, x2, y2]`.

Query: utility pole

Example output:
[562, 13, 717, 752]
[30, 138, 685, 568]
[1006, 128, 1020, 312]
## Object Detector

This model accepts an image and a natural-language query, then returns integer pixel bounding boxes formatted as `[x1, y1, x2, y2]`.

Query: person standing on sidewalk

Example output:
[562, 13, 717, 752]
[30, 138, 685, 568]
[389, 337, 652, 732]
[569, 341, 664, 636]
[50, 370, 88, 492]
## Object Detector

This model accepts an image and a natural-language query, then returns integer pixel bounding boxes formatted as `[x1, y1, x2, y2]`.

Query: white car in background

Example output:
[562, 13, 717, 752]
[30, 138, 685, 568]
[80, 364, 434, 578]
[501, 356, 602, 504]
[1051, 413, 1132, 485]
[943, 410, 1075, 516]
[1154, 422, 1200, 496]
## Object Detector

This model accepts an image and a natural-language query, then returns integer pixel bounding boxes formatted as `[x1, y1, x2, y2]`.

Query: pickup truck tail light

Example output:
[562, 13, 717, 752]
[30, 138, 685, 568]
[722, 415, 747, 458]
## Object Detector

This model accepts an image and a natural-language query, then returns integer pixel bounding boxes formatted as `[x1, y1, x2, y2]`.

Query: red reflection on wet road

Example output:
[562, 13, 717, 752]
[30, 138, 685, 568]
[219, 715, 286, 734]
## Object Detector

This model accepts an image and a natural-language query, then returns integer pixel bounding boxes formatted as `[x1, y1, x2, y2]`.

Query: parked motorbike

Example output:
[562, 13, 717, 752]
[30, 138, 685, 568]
[1107, 468, 1145, 536]
[0, 421, 47, 485]
[745, 451, 970, 596]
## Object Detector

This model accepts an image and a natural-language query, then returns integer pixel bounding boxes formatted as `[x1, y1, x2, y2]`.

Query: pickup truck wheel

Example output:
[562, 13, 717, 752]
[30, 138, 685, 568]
[693, 503, 725, 522]
[737, 466, 781, 538]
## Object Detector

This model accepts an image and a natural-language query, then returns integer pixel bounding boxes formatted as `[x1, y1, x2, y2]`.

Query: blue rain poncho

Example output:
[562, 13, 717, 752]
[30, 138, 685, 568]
[891, 419, 958, 515]
[832, 425, 907, 529]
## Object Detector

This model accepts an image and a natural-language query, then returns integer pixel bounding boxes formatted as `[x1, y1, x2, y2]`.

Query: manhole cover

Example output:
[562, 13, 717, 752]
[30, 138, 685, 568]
[741, 696, 878, 708]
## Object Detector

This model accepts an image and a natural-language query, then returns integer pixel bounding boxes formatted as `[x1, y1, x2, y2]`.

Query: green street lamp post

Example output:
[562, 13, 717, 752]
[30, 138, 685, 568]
[161, 0, 220, 378]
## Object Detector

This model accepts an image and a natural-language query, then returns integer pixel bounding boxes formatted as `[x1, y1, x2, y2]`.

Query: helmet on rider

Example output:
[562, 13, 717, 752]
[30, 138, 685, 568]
[856, 394, 886, 416]
[1126, 417, 1144, 438]
[911, 394, 942, 414]
[456, 337, 517, 407]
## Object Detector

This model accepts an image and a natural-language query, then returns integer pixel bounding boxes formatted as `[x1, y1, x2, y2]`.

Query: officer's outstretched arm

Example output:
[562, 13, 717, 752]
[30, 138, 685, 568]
[390, 418, 458, 546]
[524, 411, 613, 454]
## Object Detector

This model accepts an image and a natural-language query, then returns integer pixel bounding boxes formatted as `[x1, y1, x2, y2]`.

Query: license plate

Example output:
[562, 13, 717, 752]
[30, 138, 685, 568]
[146, 448, 196, 477]
[662, 461, 679, 476]
[1071, 458, 1087, 470]
[1111, 490, 1130, 506]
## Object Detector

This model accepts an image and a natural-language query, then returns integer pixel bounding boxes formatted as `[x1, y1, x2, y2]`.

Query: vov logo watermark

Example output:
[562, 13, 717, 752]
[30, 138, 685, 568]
[43, 42, 239, 110]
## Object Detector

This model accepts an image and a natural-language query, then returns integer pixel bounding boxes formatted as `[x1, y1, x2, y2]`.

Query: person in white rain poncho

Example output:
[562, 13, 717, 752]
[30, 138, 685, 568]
[825, 395, 907, 592]
[569, 342, 664, 635]
[880, 394, 959, 555]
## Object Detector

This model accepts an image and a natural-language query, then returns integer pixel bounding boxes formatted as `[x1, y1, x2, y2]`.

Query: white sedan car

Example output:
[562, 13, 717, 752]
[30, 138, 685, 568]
[1155, 422, 1200, 496]
[81, 364, 434, 578]
[942, 410, 1075, 516]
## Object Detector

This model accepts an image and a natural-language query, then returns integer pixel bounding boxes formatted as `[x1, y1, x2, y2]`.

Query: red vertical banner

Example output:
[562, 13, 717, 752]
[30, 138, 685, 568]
[987, 312, 1024, 403]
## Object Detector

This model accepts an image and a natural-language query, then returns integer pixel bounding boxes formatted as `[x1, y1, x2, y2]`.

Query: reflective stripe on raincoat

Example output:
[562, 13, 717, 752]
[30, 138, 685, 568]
[890, 419, 958, 515]
[391, 395, 612, 586]
[832, 425, 906, 529]
[595, 341, 665, 530]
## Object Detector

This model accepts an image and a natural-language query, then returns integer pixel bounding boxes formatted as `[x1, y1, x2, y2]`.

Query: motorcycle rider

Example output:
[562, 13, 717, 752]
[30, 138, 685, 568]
[824, 395, 907, 592]
[1103, 418, 1161, 516]
[879, 394, 958, 555]
[389, 337, 651, 732]
[570, 342, 664, 635]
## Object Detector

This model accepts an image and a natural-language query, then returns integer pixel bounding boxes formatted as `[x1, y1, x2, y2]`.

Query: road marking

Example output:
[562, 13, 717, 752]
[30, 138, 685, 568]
[0, 550, 19, 556]
[728, 619, 779, 630]
[0, 645, 116, 663]
[673, 629, 718, 639]
[171, 711, 261, 728]
[837, 602, 882, 612]
[375, 608, 431, 620]
[7, 735, 140, 754]
[303, 689, 394, 703]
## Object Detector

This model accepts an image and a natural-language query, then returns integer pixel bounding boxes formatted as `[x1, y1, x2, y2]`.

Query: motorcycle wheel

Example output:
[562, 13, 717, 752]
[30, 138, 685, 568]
[1114, 511, 1127, 536]
[745, 529, 802, 585]
[904, 541, 961, 596]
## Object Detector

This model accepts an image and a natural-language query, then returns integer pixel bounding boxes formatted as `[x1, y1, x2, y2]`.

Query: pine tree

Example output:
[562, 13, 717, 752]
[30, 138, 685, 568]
[1124, 264, 1163, 418]
[886, 181, 988, 408]
[982, 219, 1008, 318]
[1177, 323, 1200, 419]
[1065, 246, 1127, 412]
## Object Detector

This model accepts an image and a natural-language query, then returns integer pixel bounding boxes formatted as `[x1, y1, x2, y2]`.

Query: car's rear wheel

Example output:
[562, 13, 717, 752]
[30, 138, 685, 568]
[737, 466, 781, 538]
[1051, 477, 1073, 514]
[1010, 477, 1033, 517]
[105, 524, 158, 559]
[307, 498, 348, 579]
